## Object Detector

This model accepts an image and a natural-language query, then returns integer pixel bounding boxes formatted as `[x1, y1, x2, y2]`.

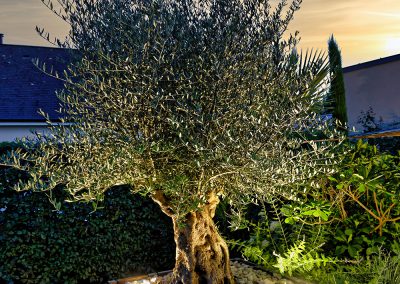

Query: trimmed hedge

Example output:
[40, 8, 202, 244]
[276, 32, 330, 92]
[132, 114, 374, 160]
[0, 144, 175, 283]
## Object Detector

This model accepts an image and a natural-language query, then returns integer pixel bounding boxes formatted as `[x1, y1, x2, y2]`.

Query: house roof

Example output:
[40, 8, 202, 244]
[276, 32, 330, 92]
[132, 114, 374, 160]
[343, 53, 400, 73]
[0, 44, 70, 122]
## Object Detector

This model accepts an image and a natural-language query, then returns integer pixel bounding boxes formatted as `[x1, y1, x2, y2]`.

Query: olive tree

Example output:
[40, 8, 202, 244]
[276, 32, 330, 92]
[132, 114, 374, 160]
[3, 0, 343, 283]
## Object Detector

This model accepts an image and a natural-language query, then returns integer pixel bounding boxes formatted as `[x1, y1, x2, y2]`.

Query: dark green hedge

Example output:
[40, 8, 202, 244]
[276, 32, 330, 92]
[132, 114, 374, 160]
[0, 144, 175, 283]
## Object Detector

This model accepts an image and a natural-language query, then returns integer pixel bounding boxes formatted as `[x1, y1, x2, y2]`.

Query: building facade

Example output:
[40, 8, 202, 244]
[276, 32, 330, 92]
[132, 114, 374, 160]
[343, 54, 400, 134]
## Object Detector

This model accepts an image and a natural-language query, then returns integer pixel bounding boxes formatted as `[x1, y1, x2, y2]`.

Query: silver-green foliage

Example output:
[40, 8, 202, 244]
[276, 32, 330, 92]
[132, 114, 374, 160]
[3, 0, 343, 220]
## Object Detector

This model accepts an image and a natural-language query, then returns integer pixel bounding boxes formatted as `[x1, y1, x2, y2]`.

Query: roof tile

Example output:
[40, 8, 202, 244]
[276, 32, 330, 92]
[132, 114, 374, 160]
[0, 44, 70, 122]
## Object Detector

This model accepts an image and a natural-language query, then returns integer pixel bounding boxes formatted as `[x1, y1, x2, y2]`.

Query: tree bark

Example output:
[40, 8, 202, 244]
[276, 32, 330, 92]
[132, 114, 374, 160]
[152, 191, 235, 284]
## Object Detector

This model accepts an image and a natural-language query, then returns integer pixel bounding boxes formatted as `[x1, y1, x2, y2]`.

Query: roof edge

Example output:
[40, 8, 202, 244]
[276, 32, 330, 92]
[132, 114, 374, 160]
[0, 119, 62, 123]
[0, 121, 71, 127]
[0, 43, 67, 50]
[343, 53, 400, 73]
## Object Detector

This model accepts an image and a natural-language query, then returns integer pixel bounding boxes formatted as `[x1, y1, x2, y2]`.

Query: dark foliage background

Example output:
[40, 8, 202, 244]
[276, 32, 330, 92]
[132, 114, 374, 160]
[0, 143, 175, 284]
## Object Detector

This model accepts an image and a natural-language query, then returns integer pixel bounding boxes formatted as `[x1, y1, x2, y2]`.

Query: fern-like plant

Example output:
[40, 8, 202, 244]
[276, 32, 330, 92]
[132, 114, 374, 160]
[273, 241, 336, 276]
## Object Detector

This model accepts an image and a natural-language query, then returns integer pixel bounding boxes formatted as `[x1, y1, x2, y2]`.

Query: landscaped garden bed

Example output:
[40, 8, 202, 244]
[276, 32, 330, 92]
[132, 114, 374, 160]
[1, 1, 400, 284]
[109, 259, 314, 284]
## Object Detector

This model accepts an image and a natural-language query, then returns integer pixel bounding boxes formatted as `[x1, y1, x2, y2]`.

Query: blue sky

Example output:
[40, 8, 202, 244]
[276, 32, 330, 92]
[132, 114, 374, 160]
[1, 0, 400, 66]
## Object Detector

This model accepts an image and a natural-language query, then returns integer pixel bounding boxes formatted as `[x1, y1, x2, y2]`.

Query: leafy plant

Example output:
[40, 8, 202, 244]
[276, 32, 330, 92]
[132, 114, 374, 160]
[229, 139, 399, 283]
[228, 200, 333, 270]
[325, 140, 400, 258]
[273, 240, 336, 276]
[281, 200, 335, 225]
[332, 222, 386, 258]
[307, 251, 400, 284]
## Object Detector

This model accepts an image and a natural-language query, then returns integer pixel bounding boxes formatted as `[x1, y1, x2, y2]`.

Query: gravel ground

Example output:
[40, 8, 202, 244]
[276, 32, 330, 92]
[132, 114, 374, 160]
[124, 260, 314, 284]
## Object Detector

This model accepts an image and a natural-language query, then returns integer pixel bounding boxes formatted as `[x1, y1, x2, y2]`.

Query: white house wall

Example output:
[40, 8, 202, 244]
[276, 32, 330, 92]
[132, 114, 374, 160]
[344, 60, 400, 133]
[0, 126, 49, 142]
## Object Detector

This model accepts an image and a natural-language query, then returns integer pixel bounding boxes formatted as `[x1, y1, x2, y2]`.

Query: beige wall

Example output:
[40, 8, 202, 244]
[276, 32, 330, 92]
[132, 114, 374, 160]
[344, 60, 400, 133]
[0, 126, 49, 142]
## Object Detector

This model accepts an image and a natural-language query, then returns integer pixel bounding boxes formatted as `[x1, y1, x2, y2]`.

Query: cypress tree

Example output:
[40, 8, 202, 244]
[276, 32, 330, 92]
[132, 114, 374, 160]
[328, 35, 348, 128]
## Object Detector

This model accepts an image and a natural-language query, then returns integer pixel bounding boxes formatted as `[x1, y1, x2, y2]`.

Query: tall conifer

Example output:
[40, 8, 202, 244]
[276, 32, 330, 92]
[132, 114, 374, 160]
[328, 35, 348, 128]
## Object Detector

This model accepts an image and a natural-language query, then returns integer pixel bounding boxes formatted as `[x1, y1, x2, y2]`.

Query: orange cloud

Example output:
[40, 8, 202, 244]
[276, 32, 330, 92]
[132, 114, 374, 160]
[290, 0, 400, 66]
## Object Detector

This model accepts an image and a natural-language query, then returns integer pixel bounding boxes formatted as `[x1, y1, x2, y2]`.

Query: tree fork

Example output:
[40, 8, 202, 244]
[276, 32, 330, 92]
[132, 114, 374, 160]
[152, 191, 235, 284]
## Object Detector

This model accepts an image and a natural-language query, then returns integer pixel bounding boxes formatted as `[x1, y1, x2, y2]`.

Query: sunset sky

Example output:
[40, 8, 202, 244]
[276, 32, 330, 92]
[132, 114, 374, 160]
[1, 0, 400, 66]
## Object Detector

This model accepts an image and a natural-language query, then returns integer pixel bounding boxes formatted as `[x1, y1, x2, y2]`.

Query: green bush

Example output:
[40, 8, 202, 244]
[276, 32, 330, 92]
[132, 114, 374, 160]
[365, 136, 400, 155]
[0, 148, 175, 284]
[324, 140, 400, 258]
[228, 200, 333, 271]
[272, 140, 400, 259]
[228, 140, 400, 281]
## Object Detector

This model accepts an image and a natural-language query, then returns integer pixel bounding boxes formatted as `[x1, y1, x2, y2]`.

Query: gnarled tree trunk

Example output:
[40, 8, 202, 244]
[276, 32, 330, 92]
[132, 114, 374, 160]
[152, 191, 235, 284]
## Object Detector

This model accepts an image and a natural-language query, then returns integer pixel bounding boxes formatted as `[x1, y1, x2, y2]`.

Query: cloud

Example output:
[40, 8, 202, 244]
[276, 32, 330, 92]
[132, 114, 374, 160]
[290, 0, 400, 65]
[1, 0, 400, 65]
[364, 11, 400, 18]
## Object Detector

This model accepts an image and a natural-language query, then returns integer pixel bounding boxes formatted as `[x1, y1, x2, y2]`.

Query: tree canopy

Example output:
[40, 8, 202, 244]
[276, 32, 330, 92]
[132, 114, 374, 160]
[1, 1, 347, 282]
[3, 0, 343, 220]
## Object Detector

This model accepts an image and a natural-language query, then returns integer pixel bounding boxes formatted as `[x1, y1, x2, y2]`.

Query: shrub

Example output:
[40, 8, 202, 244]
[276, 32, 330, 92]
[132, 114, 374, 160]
[0, 161, 175, 283]
[325, 140, 400, 258]
[228, 140, 400, 281]
[274, 140, 400, 259]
